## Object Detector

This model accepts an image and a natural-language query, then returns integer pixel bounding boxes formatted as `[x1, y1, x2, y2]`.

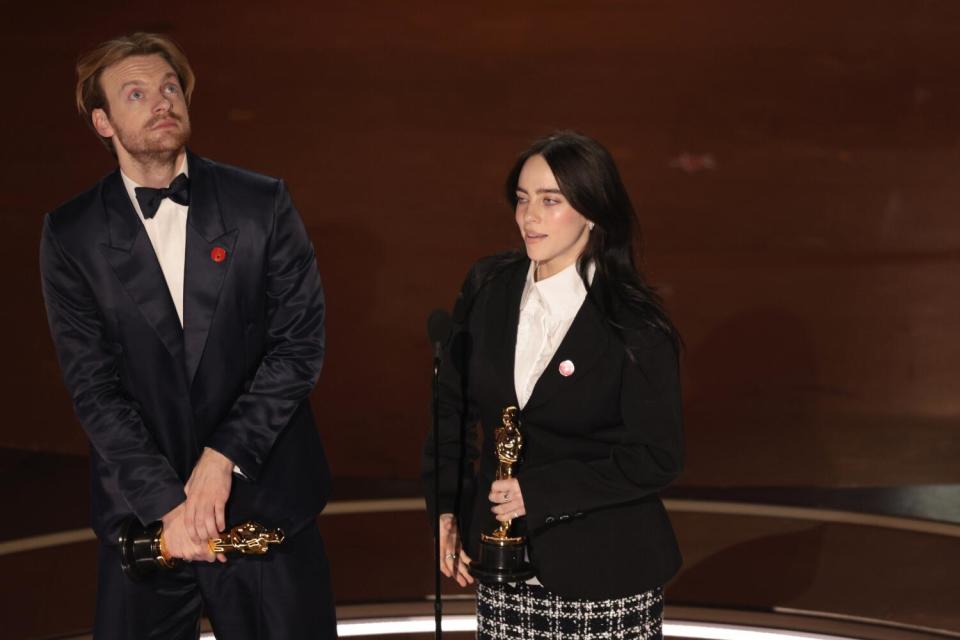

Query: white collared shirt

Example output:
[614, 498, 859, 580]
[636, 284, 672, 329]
[513, 260, 594, 409]
[120, 157, 189, 327]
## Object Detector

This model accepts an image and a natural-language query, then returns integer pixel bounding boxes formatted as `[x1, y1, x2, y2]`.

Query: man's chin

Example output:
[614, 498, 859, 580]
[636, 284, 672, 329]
[127, 133, 190, 163]
[132, 145, 185, 161]
[152, 128, 190, 149]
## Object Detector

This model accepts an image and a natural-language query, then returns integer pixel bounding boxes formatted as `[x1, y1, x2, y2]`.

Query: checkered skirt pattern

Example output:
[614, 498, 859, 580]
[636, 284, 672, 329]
[477, 582, 663, 640]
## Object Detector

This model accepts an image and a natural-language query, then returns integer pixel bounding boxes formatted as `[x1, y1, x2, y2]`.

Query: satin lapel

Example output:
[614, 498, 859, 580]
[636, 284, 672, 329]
[489, 260, 528, 406]
[183, 153, 239, 386]
[99, 171, 186, 368]
[522, 295, 609, 412]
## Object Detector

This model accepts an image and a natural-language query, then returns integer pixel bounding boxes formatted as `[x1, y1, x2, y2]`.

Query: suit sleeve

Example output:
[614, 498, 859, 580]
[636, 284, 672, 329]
[40, 215, 186, 526]
[205, 180, 325, 481]
[519, 327, 684, 532]
[421, 265, 481, 521]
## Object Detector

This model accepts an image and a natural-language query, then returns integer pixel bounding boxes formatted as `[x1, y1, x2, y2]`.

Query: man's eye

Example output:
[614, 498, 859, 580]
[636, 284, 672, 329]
[164, 84, 180, 94]
[129, 90, 143, 100]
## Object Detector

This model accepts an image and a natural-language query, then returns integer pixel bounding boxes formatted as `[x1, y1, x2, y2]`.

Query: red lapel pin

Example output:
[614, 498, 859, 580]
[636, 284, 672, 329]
[211, 247, 227, 263]
[559, 360, 575, 377]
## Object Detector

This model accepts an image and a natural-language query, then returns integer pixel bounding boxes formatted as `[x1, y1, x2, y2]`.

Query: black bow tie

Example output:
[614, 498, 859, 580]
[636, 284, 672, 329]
[134, 173, 191, 219]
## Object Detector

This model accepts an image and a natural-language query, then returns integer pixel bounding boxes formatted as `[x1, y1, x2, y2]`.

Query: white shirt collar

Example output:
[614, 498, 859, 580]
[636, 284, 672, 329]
[120, 155, 190, 220]
[520, 260, 595, 319]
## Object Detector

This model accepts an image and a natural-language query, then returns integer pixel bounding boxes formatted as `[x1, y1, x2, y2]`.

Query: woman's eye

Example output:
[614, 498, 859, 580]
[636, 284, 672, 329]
[544, 198, 559, 205]
[516, 195, 528, 204]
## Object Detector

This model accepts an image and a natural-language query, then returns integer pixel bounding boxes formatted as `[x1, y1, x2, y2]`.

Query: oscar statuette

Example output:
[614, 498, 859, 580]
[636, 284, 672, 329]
[470, 406, 536, 583]
[118, 519, 285, 580]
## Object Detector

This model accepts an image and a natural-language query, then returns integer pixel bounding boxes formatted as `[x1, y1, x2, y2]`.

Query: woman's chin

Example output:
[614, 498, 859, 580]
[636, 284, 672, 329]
[523, 247, 550, 263]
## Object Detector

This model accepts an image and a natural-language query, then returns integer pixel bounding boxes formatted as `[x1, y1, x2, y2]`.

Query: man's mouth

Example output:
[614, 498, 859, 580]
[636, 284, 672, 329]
[149, 115, 180, 130]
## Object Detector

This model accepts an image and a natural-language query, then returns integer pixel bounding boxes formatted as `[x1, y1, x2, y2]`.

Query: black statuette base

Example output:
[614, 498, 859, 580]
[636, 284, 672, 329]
[119, 519, 177, 581]
[470, 538, 535, 583]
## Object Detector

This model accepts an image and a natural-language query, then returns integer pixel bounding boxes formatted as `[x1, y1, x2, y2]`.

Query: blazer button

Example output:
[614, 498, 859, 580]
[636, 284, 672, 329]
[545, 515, 556, 524]
[575, 512, 584, 518]
[559, 514, 570, 522]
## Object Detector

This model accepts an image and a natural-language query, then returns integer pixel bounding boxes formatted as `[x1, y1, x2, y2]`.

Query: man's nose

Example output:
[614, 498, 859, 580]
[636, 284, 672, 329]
[153, 95, 172, 113]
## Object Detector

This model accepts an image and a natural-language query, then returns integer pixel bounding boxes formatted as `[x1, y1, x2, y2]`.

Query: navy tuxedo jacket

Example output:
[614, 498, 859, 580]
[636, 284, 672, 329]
[40, 151, 330, 544]
[424, 255, 683, 599]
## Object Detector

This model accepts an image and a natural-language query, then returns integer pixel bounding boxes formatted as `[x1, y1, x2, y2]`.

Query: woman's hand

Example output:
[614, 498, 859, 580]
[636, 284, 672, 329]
[438, 513, 473, 587]
[489, 478, 526, 522]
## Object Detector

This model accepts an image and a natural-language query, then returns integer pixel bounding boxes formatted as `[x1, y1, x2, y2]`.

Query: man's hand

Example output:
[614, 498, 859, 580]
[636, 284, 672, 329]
[161, 502, 216, 562]
[184, 447, 234, 562]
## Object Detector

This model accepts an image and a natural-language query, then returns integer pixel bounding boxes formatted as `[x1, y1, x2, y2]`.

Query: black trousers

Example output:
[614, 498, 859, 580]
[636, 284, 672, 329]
[94, 523, 336, 640]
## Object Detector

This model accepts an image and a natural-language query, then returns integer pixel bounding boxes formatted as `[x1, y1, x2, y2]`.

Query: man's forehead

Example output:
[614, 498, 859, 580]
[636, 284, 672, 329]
[102, 54, 176, 85]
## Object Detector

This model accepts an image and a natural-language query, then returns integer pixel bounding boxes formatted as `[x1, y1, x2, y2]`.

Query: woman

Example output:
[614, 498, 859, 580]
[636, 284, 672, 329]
[423, 131, 683, 640]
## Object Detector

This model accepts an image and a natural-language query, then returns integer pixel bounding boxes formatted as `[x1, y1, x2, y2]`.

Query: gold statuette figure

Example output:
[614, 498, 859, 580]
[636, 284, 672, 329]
[208, 521, 285, 555]
[120, 519, 285, 580]
[470, 406, 536, 583]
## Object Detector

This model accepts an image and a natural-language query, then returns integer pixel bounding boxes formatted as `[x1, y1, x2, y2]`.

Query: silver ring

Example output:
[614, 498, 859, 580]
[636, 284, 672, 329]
[503, 492, 510, 502]
[512, 511, 519, 519]
[445, 553, 456, 559]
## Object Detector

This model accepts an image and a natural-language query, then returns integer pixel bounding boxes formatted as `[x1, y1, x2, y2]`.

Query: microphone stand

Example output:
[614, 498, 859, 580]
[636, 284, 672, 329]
[432, 340, 443, 640]
[427, 308, 451, 640]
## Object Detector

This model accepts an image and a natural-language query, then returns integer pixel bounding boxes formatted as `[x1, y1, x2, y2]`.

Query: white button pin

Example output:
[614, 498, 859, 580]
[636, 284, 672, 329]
[558, 360, 575, 377]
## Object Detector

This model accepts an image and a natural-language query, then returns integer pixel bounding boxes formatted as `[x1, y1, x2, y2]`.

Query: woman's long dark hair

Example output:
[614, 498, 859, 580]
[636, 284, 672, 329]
[505, 131, 681, 355]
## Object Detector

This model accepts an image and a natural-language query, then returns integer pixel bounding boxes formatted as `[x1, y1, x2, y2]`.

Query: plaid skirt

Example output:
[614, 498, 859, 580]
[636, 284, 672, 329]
[477, 582, 663, 640]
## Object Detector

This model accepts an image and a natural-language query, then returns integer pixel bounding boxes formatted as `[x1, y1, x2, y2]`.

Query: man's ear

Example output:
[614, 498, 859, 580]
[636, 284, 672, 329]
[92, 108, 114, 139]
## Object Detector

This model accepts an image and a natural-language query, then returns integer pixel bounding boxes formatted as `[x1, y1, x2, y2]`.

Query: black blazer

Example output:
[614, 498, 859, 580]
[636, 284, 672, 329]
[40, 151, 330, 544]
[424, 255, 683, 600]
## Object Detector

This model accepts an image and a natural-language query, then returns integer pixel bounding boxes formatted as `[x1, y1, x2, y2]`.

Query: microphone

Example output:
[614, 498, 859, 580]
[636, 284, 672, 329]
[427, 309, 452, 361]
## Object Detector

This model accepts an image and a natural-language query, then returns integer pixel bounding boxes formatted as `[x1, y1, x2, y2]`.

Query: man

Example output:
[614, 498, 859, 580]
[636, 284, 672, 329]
[40, 33, 336, 639]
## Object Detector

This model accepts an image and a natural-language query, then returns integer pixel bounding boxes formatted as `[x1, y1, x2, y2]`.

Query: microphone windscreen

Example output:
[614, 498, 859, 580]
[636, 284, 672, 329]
[427, 309, 453, 346]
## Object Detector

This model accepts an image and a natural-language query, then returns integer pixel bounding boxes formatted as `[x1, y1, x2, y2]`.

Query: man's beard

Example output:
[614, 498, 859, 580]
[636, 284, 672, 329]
[113, 112, 191, 164]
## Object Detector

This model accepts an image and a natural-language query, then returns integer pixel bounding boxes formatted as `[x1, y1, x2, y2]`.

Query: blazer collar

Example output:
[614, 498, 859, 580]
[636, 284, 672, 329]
[181, 149, 239, 385]
[103, 169, 143, 253]
[100, 170, 186, 374]
[489, 259, 528, 407]
[184, 149, 228, 242]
